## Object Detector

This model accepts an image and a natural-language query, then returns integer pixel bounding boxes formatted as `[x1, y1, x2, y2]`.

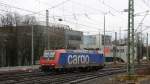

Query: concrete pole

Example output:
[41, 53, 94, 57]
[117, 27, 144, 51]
[113, 32, 117, 64]
[119, 27, 121, 59]
[99, 30, 101, 51]
[46, 10, 49, 49]
[147, 33, 149, 61]
[31, 26, 34, 65]
[137, 33, 140, 64]
[103, 15, 106, 57]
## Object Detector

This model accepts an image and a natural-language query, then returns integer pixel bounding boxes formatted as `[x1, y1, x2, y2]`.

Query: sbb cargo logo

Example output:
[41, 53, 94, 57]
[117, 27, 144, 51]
[67, 55, 89, 64]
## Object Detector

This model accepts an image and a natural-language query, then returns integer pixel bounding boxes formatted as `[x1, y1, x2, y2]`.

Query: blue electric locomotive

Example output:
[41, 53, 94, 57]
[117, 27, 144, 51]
[40, 49, 105, 72]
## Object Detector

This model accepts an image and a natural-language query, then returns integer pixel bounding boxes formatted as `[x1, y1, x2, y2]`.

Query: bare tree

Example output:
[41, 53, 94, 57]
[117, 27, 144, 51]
[0, 12, 22, 27]
[0, 12, 39, 66]
[22, 15, 38, 25]
[0, 12, 38, 27]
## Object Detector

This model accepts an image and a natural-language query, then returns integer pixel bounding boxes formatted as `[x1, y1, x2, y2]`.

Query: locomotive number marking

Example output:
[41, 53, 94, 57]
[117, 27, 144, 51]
[68, 55, 89, 64]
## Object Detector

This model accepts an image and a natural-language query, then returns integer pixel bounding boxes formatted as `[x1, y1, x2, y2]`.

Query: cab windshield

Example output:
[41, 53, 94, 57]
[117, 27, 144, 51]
[43, 50, 55, 60]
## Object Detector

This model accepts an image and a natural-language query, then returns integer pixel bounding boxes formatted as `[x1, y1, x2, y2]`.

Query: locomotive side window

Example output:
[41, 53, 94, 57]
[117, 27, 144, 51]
[43, 50, 55, 60]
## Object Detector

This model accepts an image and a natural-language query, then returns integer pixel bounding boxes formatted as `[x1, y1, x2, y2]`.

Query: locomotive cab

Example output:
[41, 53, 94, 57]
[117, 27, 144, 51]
[40, 49, 66, 71]
[40, 50, 56, 70]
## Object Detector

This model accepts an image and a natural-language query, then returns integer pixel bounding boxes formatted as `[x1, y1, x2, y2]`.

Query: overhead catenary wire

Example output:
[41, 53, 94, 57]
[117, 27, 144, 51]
[98, 0, 121, 13]
[69, 0, 105, 14]
[142, 0, 150, 8]
[63, 19, 103, 30]
[140, 25, 150, 33]
[0, 0, 72, 16]
[135, 10, 149, 32]
[35, 0, 106, 18]
[49, 0, 105, 29]
[0, 6, 63, 21]
[30, 0, 73, 15]
[0, 2, 41, 14]
[0, 0, 108, 25]
[0, 8, 132, 34]
[0, 0, 131, 35]
[0, 0, 116, 21]
[0, 8, 104, 31]
[37, 0, 72, 10]
[0, 0, 114, 17]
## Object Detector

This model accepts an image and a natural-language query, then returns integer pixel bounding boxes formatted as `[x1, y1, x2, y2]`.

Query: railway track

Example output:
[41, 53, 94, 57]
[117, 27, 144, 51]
[0, 64, 149, 84]
[0, 67, 124, 84]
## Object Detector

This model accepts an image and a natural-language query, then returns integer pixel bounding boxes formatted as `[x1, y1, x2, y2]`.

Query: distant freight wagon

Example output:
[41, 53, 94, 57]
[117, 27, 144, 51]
[39, 49, 105, 72]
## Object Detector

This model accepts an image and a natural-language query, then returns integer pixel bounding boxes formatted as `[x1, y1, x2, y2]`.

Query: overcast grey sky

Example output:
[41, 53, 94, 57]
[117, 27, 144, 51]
[0, 0, 150, 37]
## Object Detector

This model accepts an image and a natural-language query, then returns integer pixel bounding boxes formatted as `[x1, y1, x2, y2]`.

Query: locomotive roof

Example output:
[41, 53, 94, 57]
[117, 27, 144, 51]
[44, 49, 103, 54]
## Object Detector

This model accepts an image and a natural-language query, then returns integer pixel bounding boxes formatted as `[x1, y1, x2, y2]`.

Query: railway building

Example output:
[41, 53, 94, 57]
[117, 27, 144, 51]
[80, 34, 112, 57]
[80, 34, 137, 62]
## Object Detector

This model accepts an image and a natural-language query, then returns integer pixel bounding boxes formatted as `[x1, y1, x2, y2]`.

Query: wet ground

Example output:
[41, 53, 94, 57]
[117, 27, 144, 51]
[79, 73, 150, 84]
